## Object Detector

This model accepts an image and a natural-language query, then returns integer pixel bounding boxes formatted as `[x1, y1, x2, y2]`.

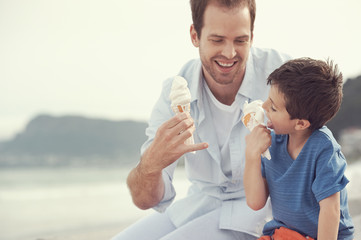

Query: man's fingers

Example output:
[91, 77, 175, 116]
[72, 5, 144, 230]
[186, 142, 208, 152]
[165, 112, 189, 129]
[172, 116, 194, 136]
[157, 113, 192, 141]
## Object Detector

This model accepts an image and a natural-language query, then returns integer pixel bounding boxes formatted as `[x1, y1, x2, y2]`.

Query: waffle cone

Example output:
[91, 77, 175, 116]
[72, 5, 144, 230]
[171, 104, 190, 114]
[242, 111, 271, 160]
[172, 104, 194, 145]
[242, 113, 253, 129]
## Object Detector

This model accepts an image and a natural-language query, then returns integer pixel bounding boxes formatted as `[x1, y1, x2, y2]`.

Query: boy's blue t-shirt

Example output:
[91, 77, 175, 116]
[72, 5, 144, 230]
[261, 126, 354, 239]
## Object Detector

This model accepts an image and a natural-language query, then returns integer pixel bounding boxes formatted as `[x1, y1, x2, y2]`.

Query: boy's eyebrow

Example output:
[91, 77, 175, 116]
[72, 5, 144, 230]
[270, 98, 279, 109]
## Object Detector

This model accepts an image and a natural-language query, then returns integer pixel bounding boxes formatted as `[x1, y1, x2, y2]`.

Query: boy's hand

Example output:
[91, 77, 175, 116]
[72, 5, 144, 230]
[245, 125, 271, 159]
[244, 124, 271, 210]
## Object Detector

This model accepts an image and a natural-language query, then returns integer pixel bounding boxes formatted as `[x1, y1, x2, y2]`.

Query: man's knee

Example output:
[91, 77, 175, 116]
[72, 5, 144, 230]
[110, 212, 175, 240]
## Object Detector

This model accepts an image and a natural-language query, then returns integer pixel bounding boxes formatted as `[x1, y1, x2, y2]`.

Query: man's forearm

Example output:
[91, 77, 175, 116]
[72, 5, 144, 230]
[127, 161, 165, 210]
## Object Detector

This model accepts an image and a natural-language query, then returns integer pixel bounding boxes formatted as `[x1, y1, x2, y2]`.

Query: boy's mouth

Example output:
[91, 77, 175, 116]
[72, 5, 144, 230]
[267, 120, 274, 129]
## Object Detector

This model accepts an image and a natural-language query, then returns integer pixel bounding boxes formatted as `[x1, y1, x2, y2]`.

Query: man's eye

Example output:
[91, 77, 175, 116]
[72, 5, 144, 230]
[236, 39, 248, 44]
[211, 39, 223, 43]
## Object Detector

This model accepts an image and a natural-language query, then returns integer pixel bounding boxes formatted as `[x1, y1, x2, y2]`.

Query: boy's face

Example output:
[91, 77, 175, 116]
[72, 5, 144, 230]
[262, 85, 298, 135]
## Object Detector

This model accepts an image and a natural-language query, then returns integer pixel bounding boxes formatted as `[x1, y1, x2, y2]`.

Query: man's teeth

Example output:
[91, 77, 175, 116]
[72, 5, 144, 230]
[217, 61, 234, 67]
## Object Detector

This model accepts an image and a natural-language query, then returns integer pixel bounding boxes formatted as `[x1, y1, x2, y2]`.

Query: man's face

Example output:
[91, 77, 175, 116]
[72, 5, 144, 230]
[191, 3, 253, 86]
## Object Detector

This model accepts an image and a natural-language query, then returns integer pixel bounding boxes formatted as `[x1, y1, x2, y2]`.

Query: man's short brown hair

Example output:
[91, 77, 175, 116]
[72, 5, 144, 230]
[190, 0, 256, 38]
[267, 57, 343, 132]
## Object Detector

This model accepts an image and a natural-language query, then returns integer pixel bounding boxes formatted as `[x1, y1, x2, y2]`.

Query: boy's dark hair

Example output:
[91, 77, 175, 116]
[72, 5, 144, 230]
[267, 57, 343, 132]
[190, 0, 256, 38]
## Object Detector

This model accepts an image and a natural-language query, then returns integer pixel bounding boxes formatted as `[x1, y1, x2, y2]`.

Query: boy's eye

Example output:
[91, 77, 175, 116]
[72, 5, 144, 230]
[271, 106, 276, 112]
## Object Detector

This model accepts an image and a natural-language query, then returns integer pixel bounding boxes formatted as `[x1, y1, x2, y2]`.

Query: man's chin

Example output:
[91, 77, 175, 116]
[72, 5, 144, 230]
[211, 72, 237, 85]
[213, 78, 234, 85]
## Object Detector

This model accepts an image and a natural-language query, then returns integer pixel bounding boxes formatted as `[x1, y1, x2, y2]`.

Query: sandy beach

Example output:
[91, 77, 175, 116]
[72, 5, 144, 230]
[0, 162, 360, 240]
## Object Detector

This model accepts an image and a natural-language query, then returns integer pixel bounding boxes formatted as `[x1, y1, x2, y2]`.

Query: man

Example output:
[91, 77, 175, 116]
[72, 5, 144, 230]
[112, 0, 290, 239]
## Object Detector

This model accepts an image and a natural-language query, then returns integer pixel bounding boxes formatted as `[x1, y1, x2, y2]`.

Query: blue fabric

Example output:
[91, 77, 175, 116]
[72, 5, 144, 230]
[261, 126, 354, 239]
[140, 47, 291, 235]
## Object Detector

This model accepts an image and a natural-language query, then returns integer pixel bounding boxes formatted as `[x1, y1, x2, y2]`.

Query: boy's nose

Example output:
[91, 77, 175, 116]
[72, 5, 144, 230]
[262, 101, 268, 111]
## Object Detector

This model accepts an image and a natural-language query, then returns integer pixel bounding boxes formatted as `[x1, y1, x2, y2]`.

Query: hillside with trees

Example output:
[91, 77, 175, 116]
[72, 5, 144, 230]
[327, 75, 361, 139]
[0, 115, 147, 167]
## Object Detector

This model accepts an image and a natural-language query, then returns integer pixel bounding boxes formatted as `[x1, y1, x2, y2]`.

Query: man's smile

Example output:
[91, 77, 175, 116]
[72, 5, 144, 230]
[215, 60, 237, 67]
[214, 60, 238, 73]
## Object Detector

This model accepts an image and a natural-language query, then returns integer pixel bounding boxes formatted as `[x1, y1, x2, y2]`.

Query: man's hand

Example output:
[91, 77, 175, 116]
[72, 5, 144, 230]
[142, 112, 208, 174]
[127, 112, 208, 210]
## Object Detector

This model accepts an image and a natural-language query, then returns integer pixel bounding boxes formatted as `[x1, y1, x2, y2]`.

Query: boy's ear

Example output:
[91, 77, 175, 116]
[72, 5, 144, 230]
[295, 119, 311, 131]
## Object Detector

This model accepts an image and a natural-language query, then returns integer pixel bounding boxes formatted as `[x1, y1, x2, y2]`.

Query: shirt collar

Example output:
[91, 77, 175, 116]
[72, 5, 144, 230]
[238, 48, 257, 102]
[188, 60, 202, 104]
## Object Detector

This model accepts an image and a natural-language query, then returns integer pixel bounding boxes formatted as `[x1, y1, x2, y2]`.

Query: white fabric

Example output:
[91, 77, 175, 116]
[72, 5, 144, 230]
[204, 81, 245, 178]
[111, 210, 257, 240]
[137, 47, 291, 236]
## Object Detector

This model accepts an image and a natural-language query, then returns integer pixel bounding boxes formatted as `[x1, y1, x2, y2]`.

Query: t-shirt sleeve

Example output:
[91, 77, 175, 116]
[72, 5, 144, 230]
[312, 143, 349, 202]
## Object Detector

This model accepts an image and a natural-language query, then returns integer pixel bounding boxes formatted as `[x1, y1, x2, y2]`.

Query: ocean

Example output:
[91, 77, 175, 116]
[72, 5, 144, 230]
[0, 166, 190, 240]
[0, 163, 360, 240]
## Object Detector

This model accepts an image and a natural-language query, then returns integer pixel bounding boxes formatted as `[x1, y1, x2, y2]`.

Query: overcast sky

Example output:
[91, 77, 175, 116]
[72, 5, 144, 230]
[1, 0, 361, 140]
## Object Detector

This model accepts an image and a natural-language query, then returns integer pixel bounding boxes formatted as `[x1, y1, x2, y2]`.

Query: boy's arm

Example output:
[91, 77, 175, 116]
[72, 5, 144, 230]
[243, 125, 271, 210]
[317, 192, 340, 240]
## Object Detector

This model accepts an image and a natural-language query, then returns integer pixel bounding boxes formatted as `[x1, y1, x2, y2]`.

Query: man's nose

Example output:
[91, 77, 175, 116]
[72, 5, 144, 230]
[221, 42, 236, 59]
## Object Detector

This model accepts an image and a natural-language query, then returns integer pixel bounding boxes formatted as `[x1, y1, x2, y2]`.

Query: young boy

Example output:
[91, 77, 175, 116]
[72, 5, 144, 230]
[243, 58, 354, 240]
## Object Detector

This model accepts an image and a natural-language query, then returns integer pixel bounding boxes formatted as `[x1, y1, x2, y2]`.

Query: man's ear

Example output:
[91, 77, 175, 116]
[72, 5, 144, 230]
[250, 32, 254, 46]
[190, 24, 200, 47]
[295, 119, 311, 131]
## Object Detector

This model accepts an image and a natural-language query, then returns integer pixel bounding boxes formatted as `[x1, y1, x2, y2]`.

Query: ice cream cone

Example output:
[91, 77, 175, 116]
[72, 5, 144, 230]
[171, 103, 190, 114]
[242, 100, 271, 160]
[242, 112, 254, 129]
[169, 76, 195, 147]
[172, 103, 194, 145]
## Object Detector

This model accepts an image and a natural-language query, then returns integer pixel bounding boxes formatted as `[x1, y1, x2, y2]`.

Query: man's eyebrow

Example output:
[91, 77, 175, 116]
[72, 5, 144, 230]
[208, 34, 250, 39]
[208, 34, 224, 38]
[235, 35, 250, 39]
